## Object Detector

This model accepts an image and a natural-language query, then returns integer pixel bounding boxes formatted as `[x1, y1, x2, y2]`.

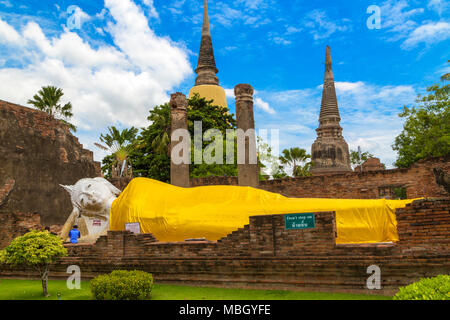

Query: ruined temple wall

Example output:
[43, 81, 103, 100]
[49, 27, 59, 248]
[1, 199, 448, 295]
[0, 212, 42, 251]
[396, 198, 450, 255]
[0, 100, 101, 243]
[191, 157, 449, 199]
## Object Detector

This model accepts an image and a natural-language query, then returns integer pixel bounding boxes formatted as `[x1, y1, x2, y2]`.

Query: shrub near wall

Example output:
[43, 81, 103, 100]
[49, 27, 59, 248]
[394, 275, 450, 300]
[90, 270, 154, 300]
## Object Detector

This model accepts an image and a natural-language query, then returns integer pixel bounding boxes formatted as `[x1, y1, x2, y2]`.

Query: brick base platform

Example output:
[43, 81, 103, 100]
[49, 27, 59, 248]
[1, 198, 448, 295]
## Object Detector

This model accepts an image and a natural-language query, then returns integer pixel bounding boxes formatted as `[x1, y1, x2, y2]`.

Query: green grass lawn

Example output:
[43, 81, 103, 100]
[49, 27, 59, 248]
[0, 279, 391, 300]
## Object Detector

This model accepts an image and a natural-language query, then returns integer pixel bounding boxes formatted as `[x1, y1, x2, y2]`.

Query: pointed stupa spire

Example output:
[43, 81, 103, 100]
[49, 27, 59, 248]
[195, 0, 219, 86]
[319, 45, 340, 120]
[311, 45, 352, 175]
[202, 0, 211, 36]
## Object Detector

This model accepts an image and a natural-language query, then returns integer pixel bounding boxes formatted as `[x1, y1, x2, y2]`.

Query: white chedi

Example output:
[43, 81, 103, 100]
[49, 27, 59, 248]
[59, 178, 121, 243]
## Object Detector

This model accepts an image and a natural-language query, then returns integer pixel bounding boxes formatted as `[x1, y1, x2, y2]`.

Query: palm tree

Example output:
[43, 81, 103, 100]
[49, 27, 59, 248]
[27, 86, 77, 132]
[279, 147, 312, 177]
[95, 126, 138, 178]
[147, 104, 171, 155]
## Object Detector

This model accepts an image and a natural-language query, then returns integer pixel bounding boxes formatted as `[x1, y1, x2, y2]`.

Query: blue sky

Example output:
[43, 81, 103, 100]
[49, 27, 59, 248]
[0, 0, 449, 168]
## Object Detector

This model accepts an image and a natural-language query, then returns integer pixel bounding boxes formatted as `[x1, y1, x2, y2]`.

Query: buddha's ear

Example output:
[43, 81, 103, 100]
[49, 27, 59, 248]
[60, 184, 74, 195]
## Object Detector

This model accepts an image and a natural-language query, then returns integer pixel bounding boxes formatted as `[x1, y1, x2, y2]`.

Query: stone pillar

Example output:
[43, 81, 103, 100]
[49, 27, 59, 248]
[170, 93, 190, 188]
[235, 84, 259, 187]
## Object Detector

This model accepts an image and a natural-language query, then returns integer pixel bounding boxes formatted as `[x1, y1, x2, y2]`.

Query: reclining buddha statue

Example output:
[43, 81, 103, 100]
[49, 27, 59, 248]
[60, 177, 415, 244]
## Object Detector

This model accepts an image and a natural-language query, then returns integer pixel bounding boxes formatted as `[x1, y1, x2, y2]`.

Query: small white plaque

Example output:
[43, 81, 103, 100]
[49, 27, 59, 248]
[125, 223, 141, 235]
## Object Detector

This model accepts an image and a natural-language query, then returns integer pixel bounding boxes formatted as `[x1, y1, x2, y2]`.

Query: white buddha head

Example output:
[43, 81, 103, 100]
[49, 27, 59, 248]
[61, 177, 121, 216]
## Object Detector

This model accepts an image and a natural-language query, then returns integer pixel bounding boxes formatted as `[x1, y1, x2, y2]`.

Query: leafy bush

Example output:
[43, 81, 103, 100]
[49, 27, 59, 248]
[90, 270, 154, 300]
[0, 230, 67, 297]
[394, 275, 450, 300]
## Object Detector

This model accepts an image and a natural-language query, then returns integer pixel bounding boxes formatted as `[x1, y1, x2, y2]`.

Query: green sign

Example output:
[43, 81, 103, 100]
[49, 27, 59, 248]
[285, 213, 315, 230]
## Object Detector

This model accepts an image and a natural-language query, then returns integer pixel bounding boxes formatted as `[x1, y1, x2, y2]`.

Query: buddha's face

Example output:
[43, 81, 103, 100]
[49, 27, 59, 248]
[77, 181, 110, 212]
[62, 178, 121, 215]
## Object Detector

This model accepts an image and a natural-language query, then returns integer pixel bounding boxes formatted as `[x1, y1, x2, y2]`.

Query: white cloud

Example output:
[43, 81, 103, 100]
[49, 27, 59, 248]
[142, 0, 159, 19]
[401, 21, 450, 49]
[269, 35, 291, 45]
[224, 88, 234, 98]
[212, 0, 272, 29]
[304, 10, 351, 40]
[96, 9, 108, 19]
[69, 6, 91, 29]
[286, 26, 302, 35]
[334, 81, 365, 92]
[0, 18, 22, 45]
[267, 24, 302, 45]
[225, 88, 276, 115]
[255, 97, 276, 114]
[236, 0, 269, 10]
[377, 0, 450, 50]
[0, 0, 12, 8]
[381, 0, 424, 34]
[437, 61, 450, 76]
[0, 0, 192, 161]
[213, 4, 242, 27]
[428, 0, 448, 16]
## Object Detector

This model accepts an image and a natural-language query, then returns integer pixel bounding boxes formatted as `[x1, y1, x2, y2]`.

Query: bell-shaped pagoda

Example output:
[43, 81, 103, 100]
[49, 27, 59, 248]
[188, 0, 228, 108]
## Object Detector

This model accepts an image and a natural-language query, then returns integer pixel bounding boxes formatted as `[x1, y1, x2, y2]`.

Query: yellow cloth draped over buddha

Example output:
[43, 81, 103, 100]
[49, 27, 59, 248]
[110, 178, 415, 244]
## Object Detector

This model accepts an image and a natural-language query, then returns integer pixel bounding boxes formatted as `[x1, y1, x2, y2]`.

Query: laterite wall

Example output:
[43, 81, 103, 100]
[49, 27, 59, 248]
[0, 100, 101, 248]
[191, 157, 450, 200]
[1, 198, 448, 295]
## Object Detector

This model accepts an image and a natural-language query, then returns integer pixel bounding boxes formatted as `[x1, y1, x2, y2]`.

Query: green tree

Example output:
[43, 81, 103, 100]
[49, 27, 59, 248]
[27, 86, 77, 132]
[350, 149, 374, 169]
[0, 230, 67, 297]
[188, 94, 237, 178]
[271, 166, 288, 179]
[147, 103, 171, 156]
[130, 103, 172, 181]
[393, 68, 450, 168]
[130, 94, 237, 181]
[257, 136, 287, 180]
[279, 147, 312, 177]
[96, 126, 138, 178]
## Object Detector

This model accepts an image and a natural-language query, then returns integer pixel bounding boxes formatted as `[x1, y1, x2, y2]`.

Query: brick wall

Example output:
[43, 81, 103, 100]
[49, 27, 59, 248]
[1, 198, 448, 295]
[0, 212, 42, 250]
[0, 100, 102, 247]
[396, 198, 450, 256]
[0, 178, 15, 207]
[191, 156, 450, 199]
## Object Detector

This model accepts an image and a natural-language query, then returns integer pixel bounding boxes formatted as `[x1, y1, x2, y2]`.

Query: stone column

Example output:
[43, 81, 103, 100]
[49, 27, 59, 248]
[235, 84, 259, 187]
[170, 93, 190, 188]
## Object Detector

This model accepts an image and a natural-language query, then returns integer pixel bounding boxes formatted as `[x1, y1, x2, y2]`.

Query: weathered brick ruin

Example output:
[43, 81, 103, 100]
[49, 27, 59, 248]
[0, 0, 447, 298]
[191, 156, 450, 200]
[354, 157, 386, 173]
[235, 84, 259, 187]
[170, 93, 190, 188]
[0, 100, 448, 295]
[0, 100, 101, 248]
[311, 46, 352, 175]
[0, 198, 448, 295]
